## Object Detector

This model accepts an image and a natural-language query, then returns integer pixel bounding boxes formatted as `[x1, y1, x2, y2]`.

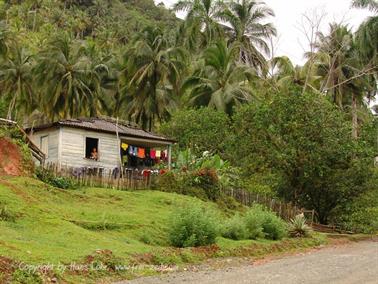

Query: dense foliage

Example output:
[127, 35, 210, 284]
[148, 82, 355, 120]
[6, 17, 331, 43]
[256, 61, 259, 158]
[161, 108, 231, 155]
[231, 89, 375, 223]
[0, 0, 376, 230]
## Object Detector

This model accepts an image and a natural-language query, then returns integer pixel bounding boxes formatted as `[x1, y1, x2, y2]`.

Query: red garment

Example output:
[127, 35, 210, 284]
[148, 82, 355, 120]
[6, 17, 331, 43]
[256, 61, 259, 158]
[150, 149, 156, 159]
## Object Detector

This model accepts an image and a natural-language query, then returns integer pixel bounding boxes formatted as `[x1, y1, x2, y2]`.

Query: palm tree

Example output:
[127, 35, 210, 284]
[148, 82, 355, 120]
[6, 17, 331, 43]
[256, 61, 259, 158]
[0, 44, 35, 120]
[270, 56, 320, 91]
[122, 27, 186, 131]
[183, 40, 256, 114]
[354, 17, 378, 108]
[0, 21, 12, 58]
[173, 0, 225, 47]
[220, 0, 276, 72]
[312, 24, 355, 107]
[313, 23, 372, 138]
[352, 0, 378, 12]
[34, 34, 104, 119]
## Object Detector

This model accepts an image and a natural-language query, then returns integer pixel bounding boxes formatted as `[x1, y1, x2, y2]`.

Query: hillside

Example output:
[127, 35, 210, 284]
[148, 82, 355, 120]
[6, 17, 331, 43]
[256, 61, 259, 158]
[1, 0, 178, 50]
[0, 176, 326, 283]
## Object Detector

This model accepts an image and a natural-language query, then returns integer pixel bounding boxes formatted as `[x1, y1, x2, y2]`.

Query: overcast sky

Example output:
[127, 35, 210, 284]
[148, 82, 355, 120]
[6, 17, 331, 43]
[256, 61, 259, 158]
[155, 0, 374, 65]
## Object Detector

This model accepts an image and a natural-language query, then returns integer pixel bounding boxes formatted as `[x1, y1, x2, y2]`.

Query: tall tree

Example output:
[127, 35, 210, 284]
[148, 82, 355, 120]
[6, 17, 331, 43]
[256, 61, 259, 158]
[0, 21, 12, 58]
[313, 23, 372, 138]
[270, 56, 320, 91]
[173, 0, 225, 47]
[220, 0, 276, 72]
[353, 3, 377, 106]
[352, 0, 378, 12]
[183, 40, 255, 114]
[123, 27, 186, 131]
[34, 34, 104, 119]
[0, 45, 35, 120]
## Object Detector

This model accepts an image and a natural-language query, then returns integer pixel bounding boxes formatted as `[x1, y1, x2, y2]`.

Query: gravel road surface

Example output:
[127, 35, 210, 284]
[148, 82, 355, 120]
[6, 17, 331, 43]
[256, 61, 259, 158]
[121, 240, 378, 284]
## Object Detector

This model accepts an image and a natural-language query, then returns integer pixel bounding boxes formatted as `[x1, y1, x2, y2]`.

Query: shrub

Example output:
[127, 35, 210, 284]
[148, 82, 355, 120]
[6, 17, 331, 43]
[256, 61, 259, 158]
[289, 215, 312, 237]
[35, 167, 76, 189]
[192, 168, 220, 201]
[244, 206, 265, 239]
[262, 213, 288, 240]
[222, 214, 248, 240]
[244, 205, 287, 240]
[169, 205, 220, 247]
[152, 171, 180, 192]
[216, 195, 244, 213]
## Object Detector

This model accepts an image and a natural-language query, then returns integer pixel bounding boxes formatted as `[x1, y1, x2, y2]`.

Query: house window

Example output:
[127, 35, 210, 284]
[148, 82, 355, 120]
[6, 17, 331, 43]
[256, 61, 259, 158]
[40, 135, 49, 158]
[85, 137, 99, 160]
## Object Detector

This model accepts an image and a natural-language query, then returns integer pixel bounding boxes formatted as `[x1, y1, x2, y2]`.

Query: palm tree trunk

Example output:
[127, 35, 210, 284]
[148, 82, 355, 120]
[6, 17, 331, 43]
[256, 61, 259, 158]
[352, 93, 358, 139]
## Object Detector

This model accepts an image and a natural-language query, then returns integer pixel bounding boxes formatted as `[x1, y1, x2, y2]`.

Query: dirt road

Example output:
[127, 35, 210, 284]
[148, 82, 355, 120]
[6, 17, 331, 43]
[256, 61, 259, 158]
[123, 240, 378, 284]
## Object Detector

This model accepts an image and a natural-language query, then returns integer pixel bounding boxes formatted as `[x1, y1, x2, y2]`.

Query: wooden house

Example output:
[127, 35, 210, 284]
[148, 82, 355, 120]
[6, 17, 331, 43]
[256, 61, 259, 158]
[25, 118, 175, 173]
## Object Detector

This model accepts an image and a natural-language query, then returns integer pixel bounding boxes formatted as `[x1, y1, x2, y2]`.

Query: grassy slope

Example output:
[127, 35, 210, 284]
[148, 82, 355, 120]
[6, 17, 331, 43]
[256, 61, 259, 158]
[0, 176, 218, 264]
[0, 176, 327, 282]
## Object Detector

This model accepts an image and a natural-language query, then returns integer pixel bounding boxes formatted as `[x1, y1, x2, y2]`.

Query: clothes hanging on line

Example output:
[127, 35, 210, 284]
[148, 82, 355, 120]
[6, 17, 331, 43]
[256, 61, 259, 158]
[137, 147, 145, 158]
[150, 149, 156, 159]
[161, 150, 167, 160]
[156, 150, 161, 158]
[121, 143, 128, 151]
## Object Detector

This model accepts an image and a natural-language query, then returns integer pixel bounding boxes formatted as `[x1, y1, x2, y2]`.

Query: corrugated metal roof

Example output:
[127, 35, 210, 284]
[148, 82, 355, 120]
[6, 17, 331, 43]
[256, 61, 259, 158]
[26, 118, 175, 143]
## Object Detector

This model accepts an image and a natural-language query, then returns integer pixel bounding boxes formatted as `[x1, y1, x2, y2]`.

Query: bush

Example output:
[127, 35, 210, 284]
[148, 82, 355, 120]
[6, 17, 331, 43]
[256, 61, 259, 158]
[244, 206, 265, 239]
[222, 214, 248, 240]
[245, 205, 287, 240]
[289, 215, 312, 237]
[262, 213, 287, 240]
[35, 167, 76, 189]
[152, 171, 179, 192]
[330, 169, 378, 234]
[169, 205, 220, 247]
[191, 168, 220, 201]
[216, 195, 244, 213]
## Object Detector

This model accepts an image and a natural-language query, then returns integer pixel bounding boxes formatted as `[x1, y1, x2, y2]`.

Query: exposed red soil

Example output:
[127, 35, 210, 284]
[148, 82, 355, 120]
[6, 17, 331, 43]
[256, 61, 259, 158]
[0, 137, 22, 176]
[0, 256, 16, 283]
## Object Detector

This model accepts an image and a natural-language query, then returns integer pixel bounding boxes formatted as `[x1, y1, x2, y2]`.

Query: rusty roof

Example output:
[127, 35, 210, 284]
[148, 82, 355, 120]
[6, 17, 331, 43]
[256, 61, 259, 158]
[26, 117, 175, 143]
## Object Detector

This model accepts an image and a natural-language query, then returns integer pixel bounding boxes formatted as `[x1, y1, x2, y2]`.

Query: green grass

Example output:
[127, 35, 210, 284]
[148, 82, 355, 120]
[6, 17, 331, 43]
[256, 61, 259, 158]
[0, 176, 327, 283]
[0, 177, 219, 264]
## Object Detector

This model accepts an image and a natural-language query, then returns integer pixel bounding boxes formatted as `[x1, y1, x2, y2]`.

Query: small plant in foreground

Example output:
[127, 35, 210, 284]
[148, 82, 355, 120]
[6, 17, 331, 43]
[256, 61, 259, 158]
[289, 215, 312, 237]
[169, 204, 220, 247]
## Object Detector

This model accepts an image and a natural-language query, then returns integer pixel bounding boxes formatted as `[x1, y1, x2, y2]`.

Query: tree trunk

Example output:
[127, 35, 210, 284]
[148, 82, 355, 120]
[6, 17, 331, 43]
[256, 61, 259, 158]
[352, 93, 358, 139]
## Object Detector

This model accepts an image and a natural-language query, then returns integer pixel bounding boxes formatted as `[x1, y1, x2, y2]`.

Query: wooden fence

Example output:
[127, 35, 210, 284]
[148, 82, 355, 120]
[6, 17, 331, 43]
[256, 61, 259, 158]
[44, 163, 313, 222]
[45, 163, 156, 190]
[220, 187, 314, 222]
